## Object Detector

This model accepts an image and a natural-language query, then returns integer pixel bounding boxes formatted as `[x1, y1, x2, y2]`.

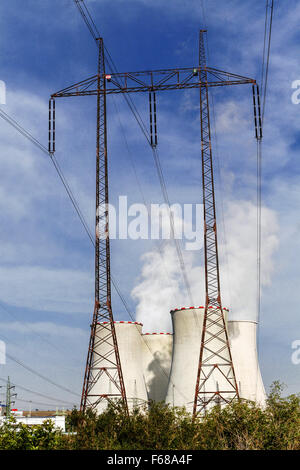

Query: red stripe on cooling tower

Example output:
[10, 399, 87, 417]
[99, 321, 143, 326]
[143, 332, 172, 335]
[170, 306, 229, 312]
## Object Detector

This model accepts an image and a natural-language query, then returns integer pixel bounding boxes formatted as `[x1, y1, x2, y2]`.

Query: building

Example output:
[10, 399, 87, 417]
[0, 410, 66, 431]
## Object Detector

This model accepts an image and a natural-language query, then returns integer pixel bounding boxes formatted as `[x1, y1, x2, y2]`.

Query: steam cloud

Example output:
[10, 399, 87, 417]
[131, 200, 279, 332]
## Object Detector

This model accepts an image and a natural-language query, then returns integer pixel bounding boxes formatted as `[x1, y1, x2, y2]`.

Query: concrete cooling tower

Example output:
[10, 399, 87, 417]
[90, 321, 148, 413]
[88, 309, 266, 414]
[165, 307, 266, 412]
[165, 306, 228, 413]
[228, 320, 266, 406]
[142, 332, 173, 402]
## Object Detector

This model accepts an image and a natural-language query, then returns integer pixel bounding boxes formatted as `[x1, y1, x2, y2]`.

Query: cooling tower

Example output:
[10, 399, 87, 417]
[165, 306, 229, 413]
[90, 321, 148, 413]
[228, 320, 266, 406]
[142, 332, 173, 403]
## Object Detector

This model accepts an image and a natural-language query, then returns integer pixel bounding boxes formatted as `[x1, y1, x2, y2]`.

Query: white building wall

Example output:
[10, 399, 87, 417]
[0, 415, 65, 431]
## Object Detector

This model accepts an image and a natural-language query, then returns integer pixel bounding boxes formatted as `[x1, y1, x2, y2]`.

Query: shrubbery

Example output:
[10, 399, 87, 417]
[0, 382, 299, 450]
[0, 419, 62, 450]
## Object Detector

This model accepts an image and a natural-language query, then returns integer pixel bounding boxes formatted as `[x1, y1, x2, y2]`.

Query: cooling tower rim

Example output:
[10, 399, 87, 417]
[100, 321, 143, 326]
[228, 319, 258, 324]
[142, 332, 172, 335]
[170, 306, 229, 313]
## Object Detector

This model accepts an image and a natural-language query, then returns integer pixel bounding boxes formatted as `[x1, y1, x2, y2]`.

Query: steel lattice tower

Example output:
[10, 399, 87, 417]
[80, 38, 128, 413]
[193, 31, 239, 416]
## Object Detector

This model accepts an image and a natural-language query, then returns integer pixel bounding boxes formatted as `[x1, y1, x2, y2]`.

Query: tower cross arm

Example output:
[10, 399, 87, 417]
[51, 66, 256, 98]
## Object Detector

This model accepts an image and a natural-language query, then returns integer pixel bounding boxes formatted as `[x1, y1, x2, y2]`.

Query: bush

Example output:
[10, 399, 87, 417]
[0, 418, 63, 450]
[63, 382, 299, 450]
[1, 382, 299, 450]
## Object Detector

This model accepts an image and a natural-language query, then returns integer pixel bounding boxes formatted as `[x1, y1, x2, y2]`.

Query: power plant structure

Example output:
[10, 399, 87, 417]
[50, 20, 264, 417]
[85, 310, 266, 414]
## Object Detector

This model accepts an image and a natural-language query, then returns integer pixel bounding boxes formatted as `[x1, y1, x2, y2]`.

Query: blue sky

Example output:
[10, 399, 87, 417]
[0, 0, 299, 410]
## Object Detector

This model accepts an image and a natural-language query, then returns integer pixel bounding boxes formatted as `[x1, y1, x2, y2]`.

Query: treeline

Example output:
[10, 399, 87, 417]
[0, 382, 299, 450]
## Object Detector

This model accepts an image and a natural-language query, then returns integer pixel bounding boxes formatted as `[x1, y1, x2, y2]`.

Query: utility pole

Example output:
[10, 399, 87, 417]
[51, 30, 261, 417]
[6, 377, 16, 418]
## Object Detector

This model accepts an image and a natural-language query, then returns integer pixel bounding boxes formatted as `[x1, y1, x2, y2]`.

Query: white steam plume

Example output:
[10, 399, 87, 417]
[220, 200, 279, 320]
[131, 200, 279, 332]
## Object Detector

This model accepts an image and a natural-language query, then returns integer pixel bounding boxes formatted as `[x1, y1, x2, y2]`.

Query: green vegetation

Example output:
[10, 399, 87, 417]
[0, 382, 299, 450]
[0, 419, 62, 450]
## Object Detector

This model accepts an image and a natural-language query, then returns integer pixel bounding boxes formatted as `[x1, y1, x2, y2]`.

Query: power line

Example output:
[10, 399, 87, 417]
[103, 46, 151, 143]
[0, 108, 94, 246]
[73, 0, 195, 304]
[73, 1, 151, 142]
[256, 138, 262, 326]
[257, 0, 274, 326]
[196, 6, 233, 314]
[261, 0, 274, 126]
[0, 301, 77, 366]
[14, 398, 73, 409]
[73, 0, 202, 401]
[65, 1, 190, 394]
[260, 1, 269, 105]
[105, 49, 194, 303]
[252, 2, 275, 406]
[112, 96, 183, 306]
[4, 0, 205, 407]
[5, 352, 81, 398]
[0, 377, 76, 406]
[0, 321, 80, 384]
[71, 1, 200, 401]
[198, 8, 261, 408]
[151, 146, 195, 305]
[0, 108, 143, 395]
[0, 108, 135, 320]
[102, 102, 190, 401]
[74, 0, 100, 43]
